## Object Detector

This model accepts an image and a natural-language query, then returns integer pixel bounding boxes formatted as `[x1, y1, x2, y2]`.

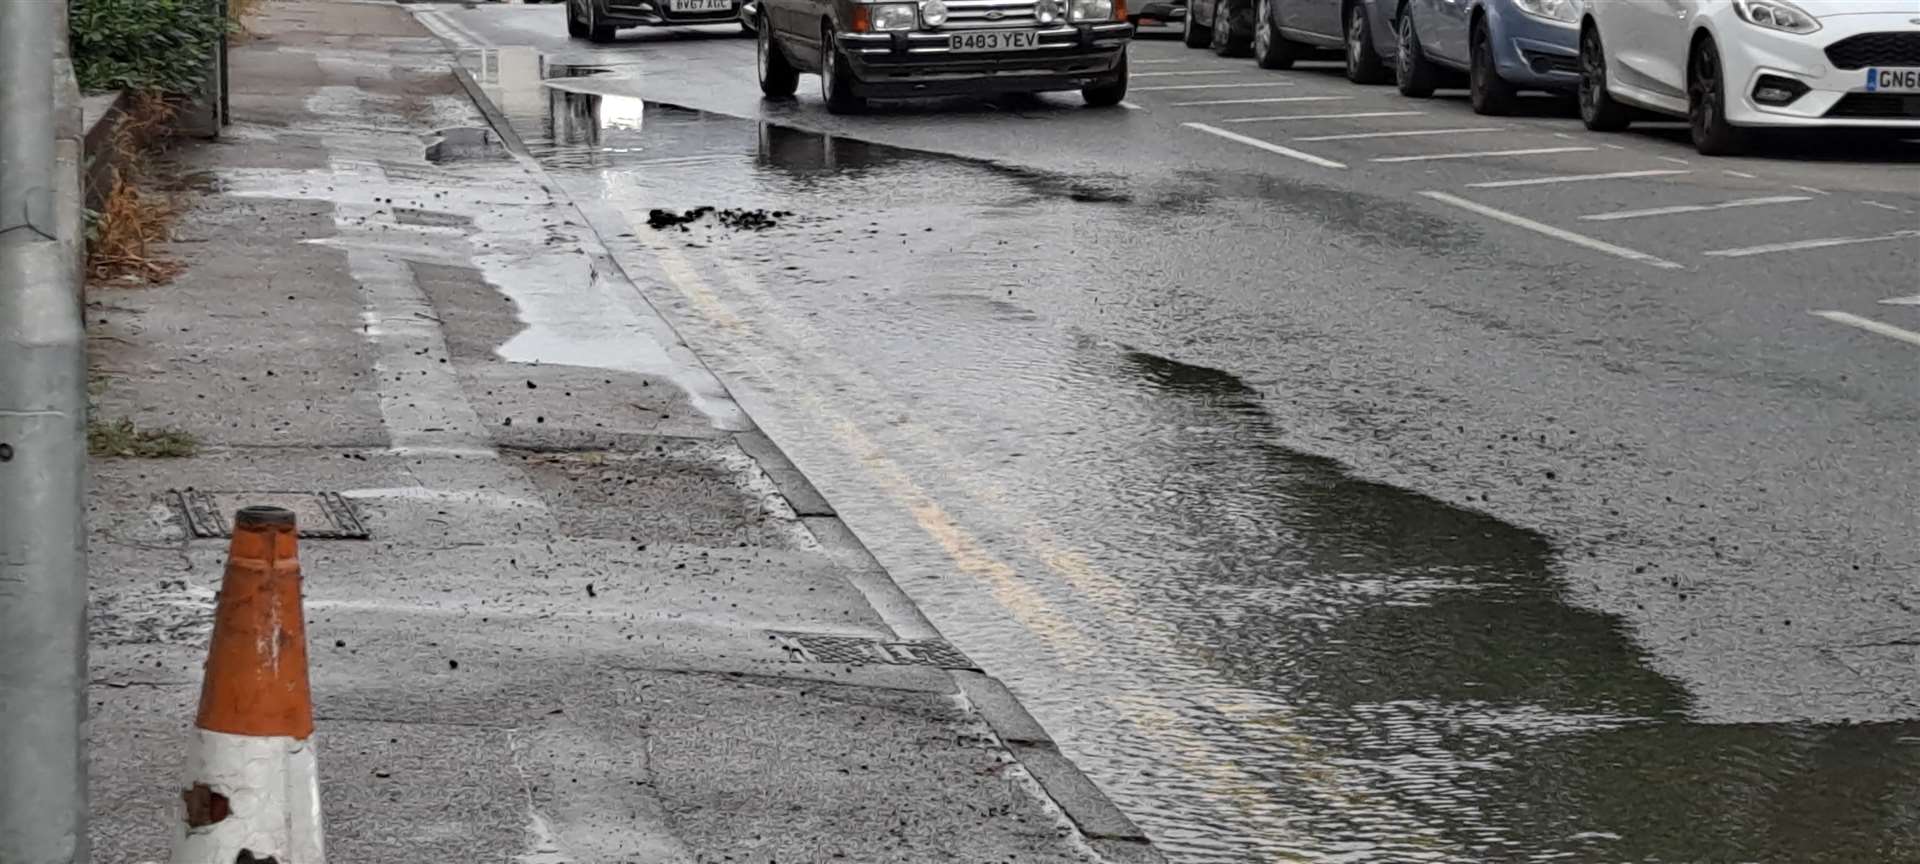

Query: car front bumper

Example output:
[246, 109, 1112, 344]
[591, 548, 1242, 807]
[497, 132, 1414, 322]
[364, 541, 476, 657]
[837, 24, 1132, 97]
[1486, 2, 1579, 90]
[1709, 10, 1920, 127]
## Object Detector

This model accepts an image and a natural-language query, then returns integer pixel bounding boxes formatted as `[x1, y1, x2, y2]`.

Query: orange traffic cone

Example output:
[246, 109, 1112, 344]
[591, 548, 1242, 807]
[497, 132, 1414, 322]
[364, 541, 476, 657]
[171, 506, 326, 864]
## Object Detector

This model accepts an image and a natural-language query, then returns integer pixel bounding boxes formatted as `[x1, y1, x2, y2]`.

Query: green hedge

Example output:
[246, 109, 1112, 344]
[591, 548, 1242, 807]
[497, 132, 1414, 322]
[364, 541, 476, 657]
[70, 0, 228, 94]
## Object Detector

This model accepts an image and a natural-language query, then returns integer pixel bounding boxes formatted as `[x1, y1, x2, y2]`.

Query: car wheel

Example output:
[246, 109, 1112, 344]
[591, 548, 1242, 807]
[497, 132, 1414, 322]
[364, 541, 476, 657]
[1184, 0, 1213, 47]
[758, 16, 799, 98]
[1394, 10, 1437, 97]
[1253, 0, 1299, 69]
[1083, 49, 1130, 106]
[820, 24, 865, 114]
[1468, 19, 1517, 115]
[567, 0, 590, 38]
[1344, 3, 1390, 84]
[1578, 24, 1632, 131]
[1211, 0, 1252, 56]
[585, 0, 618, 43]
[1688, 36, 1747, 155]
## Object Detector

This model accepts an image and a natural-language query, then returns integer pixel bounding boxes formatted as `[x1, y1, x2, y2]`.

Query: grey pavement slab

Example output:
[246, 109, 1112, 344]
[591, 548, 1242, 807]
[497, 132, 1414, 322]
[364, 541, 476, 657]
[81, 2, 1130, 862]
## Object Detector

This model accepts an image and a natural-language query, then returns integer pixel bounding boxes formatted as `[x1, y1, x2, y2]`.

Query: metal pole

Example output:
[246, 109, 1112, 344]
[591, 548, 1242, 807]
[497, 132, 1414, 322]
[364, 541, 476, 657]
[0, 0, 92, 860]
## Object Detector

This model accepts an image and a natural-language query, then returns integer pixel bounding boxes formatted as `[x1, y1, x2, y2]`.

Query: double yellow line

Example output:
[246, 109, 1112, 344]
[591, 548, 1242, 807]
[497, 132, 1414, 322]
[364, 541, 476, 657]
[624, 203, 1453, 860]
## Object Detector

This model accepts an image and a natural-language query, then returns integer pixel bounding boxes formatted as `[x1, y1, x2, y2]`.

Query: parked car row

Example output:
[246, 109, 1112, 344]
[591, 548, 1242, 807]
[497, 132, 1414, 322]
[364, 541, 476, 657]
[1180, 0, 1920, 155]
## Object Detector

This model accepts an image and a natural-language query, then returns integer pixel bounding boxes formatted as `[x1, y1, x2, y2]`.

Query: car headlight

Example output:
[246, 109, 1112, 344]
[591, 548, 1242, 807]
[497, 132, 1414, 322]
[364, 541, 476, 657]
[1036, 0, 1061, 24]
[921, 0, 948, 26]
[1733, 0, 1820, 34]
[868, 2, 917, 31]
[1069, 0, 1113, 21]
[1513, 0, 1577, 24]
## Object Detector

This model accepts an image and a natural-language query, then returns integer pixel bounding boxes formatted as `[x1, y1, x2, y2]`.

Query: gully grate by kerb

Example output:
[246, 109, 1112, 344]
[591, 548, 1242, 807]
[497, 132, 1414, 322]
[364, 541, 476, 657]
[769, 631, 977, 670]
[173, 490, 370, 540]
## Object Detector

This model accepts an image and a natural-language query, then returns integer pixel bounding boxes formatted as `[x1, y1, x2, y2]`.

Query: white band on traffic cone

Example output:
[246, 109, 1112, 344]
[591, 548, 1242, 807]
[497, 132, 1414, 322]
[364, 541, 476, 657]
[171, 730, 326, 864]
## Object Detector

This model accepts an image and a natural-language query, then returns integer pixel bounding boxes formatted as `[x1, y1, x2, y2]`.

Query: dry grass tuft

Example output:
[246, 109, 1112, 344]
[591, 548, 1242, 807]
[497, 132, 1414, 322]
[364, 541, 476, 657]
[88, 94, 185, 286]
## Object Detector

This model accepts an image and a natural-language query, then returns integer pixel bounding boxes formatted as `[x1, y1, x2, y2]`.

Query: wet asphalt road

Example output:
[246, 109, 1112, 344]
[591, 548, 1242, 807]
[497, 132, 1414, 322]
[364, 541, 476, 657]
[416, 6, 1920, 862]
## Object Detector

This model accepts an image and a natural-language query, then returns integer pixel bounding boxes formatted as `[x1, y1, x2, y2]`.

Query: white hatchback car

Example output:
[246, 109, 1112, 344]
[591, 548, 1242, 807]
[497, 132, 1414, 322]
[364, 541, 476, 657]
[1577, 0, 1920, 154]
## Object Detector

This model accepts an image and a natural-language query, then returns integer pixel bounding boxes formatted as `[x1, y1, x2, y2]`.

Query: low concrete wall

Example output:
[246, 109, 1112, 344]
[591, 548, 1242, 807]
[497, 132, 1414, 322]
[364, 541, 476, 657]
[79, 91, 128, 215]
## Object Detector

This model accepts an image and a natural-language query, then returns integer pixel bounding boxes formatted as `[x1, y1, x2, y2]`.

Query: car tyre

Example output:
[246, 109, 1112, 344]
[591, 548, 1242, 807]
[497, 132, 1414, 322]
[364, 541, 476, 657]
[758, 16, 799, 98]
[1083, 50, 1130, 106]
[1394, 10, 1437, 98]
[1468, 19, 1517, 115]
[1578, 25, 1632, 131]
[567, 0, 590, 38]
[1211, 0, 1252, 56]
[1253, 0, 1300, 69]
[583, 0, 619, 43]
[1184, 0, 1213, 47]
[821, 24, 865, 114]
[1344, 2, 1390, 84]
[1688, 36, 1747, 156]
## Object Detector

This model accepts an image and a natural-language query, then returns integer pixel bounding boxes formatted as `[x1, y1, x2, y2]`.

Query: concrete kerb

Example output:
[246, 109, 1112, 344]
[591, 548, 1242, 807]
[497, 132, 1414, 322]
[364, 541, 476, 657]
[446, 58, 1162, 861]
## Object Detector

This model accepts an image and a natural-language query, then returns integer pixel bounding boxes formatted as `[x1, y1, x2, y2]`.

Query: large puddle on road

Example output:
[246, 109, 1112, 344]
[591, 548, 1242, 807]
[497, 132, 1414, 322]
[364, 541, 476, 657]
[476, 61, 1920, 863]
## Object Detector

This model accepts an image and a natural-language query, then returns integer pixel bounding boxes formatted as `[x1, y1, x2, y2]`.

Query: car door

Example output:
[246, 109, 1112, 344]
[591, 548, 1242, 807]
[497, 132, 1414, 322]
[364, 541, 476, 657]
[1427, 0, 1472, 65]
[1614, 0, 1694, 101]
[1403, 0, 1449, 64]
[1271, 0, 1334, 41]
[775, 0, 820, 67]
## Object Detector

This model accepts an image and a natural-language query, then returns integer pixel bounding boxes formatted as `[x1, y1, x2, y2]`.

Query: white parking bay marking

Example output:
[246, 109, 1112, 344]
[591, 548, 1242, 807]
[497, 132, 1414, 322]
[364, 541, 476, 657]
[1119, 100, 1146, 111]
[1185, 122, 1346, 169]
[1294, 127, 1504, 142]
[1134, 81, 1297, 91]
[1419, 190, 1683, 269]
[1580, 195, 1810, 222]
[1218, 107, 1413, 119]
[1373, 146, 1593, 163]
[1704, 229, 1920, 258]
[1880, 294, 1920, 305]
[1176, 96, 1352, 107]
[1792, 185, 1829, 195]
[1134, 70, 1247, 77]
[1467, 169, 1689, 189]
[1167, 96, 1351, 107]
[1810, 311, 1920, 348]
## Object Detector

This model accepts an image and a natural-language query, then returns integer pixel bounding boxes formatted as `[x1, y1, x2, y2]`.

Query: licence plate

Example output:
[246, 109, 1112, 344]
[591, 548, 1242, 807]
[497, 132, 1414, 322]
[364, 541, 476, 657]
[668, 0, 732, 12]
[1865, 67, 1920, 93]
[950, 30, 1040, 52]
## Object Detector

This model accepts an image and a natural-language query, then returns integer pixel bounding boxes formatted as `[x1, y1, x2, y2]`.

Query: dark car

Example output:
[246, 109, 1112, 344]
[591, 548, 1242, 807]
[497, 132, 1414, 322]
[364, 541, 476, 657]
[752, 0, 1134, 113]
[567, 0, 749, 42]
[1182, 0, 1253, 55]
[1235, 0, 1397, 84]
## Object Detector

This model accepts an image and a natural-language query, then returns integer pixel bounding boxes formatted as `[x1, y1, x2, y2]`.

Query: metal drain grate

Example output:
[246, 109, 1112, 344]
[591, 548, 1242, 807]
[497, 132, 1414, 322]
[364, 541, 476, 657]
[769, 631, 977, 670]
[173, 490, 370, 540]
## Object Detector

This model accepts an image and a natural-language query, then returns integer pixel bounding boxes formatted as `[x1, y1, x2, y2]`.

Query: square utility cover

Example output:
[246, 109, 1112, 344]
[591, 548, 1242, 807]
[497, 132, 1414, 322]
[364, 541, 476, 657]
[173, 490, 370, 540]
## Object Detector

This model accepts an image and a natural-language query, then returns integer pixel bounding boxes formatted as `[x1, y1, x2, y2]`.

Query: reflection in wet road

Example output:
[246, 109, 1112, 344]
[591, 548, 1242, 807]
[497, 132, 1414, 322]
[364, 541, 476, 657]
[450, 55, 1920, 863]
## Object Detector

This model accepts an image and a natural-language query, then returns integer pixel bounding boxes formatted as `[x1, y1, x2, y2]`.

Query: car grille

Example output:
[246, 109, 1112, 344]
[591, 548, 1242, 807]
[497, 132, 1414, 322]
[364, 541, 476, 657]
[944, 0, 1041, 30]
[1824, 32, 1920, 71]
[1825, 93, 1920, 118]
